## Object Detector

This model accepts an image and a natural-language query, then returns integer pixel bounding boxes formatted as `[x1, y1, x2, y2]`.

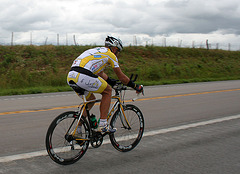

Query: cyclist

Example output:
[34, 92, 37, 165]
[67, 36, 143, 133]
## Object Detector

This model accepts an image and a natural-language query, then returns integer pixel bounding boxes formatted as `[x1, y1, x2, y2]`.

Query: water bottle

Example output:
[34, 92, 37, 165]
[90, 114, 98, 129]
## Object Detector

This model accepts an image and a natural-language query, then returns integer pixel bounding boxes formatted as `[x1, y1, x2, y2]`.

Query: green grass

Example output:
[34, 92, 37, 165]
[0, 86, 73, 96]
[0, 45, 240, 96]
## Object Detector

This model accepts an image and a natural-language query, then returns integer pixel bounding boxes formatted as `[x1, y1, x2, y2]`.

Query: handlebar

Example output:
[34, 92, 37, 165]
[112, 82, 144, 102]
[112, 81, 127, 95]
[112, 74, 144, 101]
[112, 73, 138, 92]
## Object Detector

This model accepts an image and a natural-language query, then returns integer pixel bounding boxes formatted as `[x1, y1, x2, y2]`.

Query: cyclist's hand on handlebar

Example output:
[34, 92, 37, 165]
[135, 84, 144, 94]
[106, 77, 118, 87]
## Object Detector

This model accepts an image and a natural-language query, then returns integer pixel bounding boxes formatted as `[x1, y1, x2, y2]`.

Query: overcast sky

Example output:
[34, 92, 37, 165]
[1, 0, 240, 49]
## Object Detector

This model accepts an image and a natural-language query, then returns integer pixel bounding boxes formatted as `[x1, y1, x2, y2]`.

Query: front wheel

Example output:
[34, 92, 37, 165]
[109, 104, 144, 152]
[45, 111, 90, 165]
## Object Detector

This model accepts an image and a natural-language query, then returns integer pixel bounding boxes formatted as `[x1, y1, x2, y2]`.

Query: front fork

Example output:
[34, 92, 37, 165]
[117, 105, 131, 130]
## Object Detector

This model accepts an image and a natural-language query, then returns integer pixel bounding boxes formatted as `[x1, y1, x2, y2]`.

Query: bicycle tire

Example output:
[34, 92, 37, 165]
[109, 104, 144, 152]
[45, 111, 90, 165]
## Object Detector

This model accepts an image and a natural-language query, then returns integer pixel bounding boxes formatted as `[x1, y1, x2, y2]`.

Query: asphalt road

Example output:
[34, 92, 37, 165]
[0, 80, 240, 174]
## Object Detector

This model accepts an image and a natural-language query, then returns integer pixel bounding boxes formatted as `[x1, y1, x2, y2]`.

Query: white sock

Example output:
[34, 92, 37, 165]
[99, 119, 107, 127]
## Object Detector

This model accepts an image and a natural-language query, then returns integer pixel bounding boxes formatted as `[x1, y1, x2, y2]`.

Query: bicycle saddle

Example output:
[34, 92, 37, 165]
[69, 80, 85, 95]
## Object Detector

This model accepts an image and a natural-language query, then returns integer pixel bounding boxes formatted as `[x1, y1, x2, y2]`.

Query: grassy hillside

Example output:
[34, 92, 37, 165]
[0, 45, 240, 95]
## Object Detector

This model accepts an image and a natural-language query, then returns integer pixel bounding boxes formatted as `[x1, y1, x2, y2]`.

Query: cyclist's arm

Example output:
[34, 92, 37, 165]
[97, 71, 108, 81]
[114, 67, 143, 94]
[97, 67, 130, 85]
[113, 67, 130, 85]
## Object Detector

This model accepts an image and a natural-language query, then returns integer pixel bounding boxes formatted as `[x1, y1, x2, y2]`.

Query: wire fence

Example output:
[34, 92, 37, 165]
[0, 32, 239, 51]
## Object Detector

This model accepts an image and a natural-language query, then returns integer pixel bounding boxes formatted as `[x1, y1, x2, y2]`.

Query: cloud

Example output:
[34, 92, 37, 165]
[1, 1, 53, 31]
[1, 0, 240, 35]
[0, 0, 240, 49]
[162, 0, 240, 34]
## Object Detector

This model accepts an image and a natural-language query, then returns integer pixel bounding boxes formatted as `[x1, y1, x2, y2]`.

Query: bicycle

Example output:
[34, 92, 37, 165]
[45, 75, 144, 165]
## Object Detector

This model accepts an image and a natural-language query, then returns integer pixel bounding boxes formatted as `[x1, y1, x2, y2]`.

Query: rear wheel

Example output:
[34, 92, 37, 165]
[45, 111, 90, 165]
[109, 104, 144, 152]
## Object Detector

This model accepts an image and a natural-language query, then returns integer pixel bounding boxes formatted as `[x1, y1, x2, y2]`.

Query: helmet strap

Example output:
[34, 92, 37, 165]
[109, 46, 113, 52]
[109, 46, 119, 56]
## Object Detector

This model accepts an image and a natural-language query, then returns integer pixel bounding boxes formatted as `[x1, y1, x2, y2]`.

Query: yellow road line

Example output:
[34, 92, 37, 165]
[135, 88, 240, 102]
[0, 88, 239, 116]
[0, 105, 80, 116]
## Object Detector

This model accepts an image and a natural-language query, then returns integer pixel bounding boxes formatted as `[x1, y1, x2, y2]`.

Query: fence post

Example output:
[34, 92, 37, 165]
[163, 37, 166, 47]
[57, 34, 59, 46]
[30, 32, 32, 45]
[44, 37, 48, 45]
[11, 32, 14, 46]
[133, 36, 137, 46]
[206, 39, 209, 50]
[178, 39, 182, 47]
[73, 35, 77, 46]
[66, 34, 68, 45]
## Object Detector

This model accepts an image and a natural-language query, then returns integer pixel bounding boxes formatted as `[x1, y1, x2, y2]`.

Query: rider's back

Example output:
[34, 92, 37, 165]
[70, 47, 119, 74]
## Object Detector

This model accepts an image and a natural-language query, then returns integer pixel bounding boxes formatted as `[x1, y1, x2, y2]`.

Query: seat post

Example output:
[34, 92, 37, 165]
[81, 95, 87, 103]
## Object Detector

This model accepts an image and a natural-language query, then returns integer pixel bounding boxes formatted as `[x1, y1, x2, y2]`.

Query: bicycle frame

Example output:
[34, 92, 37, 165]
[71, 91, 131, 139]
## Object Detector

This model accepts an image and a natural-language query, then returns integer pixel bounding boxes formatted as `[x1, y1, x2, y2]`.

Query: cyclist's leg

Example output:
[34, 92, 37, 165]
[99, 84, 112, 120]
[97, 84, 118, 132]
[69, 72, 111, 116]
[67, 71, 114, 131]
[77, 93, 96, 132]
[76, 75, 115, 131]
[83, 93, 96, 116]
[67, 72, 96, 117]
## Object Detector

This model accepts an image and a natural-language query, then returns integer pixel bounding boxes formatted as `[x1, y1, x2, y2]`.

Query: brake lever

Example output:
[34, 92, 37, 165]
[141, 90, 144, 96]
[132, 86, 144, 101]
[133, 74, 138, 82]
[129, 74, 133, 81]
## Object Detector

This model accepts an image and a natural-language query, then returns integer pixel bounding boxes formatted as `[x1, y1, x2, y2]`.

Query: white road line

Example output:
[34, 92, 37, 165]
[144, 114, 240, 136]
[0, 94, 75, 101]
[0, 114, 240, 163]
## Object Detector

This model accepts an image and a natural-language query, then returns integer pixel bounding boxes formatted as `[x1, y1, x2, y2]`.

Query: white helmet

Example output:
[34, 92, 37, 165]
[105, 36, 123, 51]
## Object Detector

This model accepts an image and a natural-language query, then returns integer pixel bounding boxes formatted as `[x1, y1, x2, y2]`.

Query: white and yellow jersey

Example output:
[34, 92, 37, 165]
[71, 47, 119, 74]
